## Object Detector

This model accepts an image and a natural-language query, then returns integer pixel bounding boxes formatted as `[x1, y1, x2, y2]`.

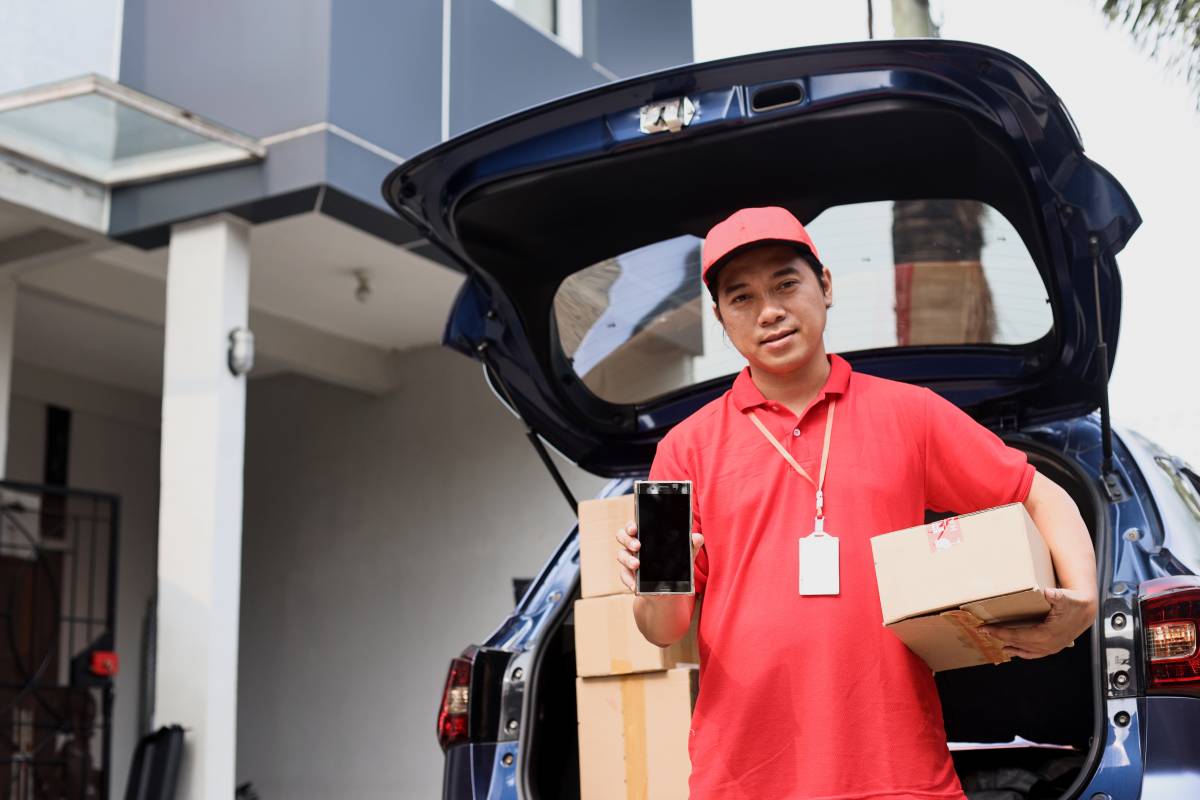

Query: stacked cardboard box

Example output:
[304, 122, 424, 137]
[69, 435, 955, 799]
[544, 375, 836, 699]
[574, 494, 700, 799]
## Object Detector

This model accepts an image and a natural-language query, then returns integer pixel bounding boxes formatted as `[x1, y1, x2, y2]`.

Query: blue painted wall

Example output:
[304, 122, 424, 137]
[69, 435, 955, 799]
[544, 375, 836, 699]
[449, 0, 606, 136]
[329, 0, 444, 157]
[119, 0, 334, 139]
[584, 0, 694, 79]
[112, 0, 692, 242]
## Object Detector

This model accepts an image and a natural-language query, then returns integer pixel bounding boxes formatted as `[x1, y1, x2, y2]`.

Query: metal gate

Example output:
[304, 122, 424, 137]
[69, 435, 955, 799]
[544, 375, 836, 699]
[0, 480, 119, 800]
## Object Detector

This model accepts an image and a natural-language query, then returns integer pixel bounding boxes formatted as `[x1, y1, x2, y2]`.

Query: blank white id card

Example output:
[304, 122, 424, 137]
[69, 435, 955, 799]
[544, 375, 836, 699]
[799, 532, 839, 595]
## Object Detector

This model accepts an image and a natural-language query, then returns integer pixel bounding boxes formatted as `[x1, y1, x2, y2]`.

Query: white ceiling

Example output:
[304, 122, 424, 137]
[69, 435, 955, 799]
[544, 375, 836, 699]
[96, 211, 466, 353]
[16, 288, 166, 395]
[1, 202, 469, 397]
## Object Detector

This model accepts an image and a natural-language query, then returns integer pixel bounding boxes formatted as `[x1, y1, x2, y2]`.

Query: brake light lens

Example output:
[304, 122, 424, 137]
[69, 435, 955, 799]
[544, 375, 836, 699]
[437, 655, 474, 750]
[1142, 588, 1200, 696]
[1148, 622, 1197, 660]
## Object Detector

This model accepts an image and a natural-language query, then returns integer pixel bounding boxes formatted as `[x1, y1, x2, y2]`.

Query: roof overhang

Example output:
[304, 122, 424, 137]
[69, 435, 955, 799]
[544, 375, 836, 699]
[0, 74, 264, 187]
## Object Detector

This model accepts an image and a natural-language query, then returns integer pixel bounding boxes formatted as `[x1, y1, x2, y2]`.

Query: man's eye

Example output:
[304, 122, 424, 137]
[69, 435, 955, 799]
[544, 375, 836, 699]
[732, 295, 748, 304]
[779, 280, 798, 290]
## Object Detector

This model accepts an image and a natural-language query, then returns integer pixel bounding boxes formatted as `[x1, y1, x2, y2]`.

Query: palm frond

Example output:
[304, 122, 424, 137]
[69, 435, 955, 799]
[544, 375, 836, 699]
[1100, 0, 1200, 103]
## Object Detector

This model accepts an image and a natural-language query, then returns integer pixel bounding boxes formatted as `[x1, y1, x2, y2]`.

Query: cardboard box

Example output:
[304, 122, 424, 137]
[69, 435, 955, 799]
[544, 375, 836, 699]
[574, 593, 700, 678]
[870, 503, 1058, 671]
[579, 494, 635, 599]
[576, 667, 698, 800]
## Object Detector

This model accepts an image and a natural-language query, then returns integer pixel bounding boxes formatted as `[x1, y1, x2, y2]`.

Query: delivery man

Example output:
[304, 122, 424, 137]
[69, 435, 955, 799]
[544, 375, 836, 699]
[613, 206, 1098, 799]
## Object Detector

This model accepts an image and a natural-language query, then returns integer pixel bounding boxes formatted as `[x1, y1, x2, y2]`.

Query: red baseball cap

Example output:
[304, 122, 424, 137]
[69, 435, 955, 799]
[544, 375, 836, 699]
[701, 206, 823, 289]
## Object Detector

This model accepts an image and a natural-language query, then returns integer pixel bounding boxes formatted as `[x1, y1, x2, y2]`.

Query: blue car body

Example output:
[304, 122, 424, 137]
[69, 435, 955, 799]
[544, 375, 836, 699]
[382, 39, 1200, 800]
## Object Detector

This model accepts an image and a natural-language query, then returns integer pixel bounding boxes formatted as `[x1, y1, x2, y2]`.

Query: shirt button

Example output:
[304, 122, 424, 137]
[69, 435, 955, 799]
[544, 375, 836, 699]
[792, 427, 801, 437]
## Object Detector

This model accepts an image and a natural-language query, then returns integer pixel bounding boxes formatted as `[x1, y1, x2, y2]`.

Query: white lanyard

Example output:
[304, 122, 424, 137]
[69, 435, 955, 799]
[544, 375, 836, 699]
[746, 399, 836, 531]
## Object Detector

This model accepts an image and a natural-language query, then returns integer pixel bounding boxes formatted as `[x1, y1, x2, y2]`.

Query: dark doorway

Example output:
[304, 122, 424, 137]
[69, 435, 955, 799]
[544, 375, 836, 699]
[0, 481, 120, 800]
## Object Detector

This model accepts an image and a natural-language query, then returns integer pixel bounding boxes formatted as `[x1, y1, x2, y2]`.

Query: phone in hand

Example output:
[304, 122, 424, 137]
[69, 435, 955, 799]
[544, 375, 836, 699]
[633, 480, 694, 595]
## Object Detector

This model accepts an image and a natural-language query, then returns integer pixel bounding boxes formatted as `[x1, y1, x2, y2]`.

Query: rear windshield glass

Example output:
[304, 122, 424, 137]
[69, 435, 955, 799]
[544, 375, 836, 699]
[552, 200, 1052, 405]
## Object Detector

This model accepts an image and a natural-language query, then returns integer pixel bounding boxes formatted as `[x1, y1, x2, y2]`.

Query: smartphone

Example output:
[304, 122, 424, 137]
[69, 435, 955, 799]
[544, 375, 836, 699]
[633, 480, 694, 595]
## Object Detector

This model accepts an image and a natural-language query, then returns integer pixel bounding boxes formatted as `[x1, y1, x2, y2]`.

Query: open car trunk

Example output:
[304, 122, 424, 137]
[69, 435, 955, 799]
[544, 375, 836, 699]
[521, 439, 1105, 800]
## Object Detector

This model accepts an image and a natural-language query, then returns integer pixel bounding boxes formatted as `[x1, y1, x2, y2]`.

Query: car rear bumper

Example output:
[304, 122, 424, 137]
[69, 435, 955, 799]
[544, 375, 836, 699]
[443, 742, 519, 800]
[1141, 695, 1200, 798]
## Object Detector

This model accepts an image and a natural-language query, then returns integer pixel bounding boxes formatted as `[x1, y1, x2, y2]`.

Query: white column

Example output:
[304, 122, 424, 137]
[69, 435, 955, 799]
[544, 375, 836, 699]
[0, 277, 15, 478]
[155, 215, 250, 800]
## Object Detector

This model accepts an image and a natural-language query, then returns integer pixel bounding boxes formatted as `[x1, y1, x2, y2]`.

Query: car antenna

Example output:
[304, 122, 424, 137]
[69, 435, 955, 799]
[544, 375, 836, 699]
[477, 341, 579, 517]
[1089, 233, 1123, 502]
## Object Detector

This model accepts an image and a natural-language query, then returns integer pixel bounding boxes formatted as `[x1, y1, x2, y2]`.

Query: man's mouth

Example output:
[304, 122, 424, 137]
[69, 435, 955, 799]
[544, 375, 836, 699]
[761, 329, 796, 345]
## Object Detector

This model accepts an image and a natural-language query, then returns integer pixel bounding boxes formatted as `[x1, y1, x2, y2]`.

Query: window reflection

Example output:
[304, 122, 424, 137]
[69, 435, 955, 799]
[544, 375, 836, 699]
[552, 201, 1052, 405]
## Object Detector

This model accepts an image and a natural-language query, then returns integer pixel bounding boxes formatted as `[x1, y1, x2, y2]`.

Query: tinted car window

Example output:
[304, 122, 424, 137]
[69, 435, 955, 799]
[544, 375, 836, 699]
[552, 200, 1052, 404]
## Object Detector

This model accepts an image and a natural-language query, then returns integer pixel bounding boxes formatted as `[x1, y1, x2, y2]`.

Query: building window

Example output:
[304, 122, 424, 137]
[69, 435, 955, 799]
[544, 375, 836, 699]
[493, 0, 583, 56]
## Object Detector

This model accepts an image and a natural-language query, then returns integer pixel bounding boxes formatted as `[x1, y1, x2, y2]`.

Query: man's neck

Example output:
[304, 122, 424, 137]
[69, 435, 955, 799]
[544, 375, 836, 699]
[749, 350, 832, 416]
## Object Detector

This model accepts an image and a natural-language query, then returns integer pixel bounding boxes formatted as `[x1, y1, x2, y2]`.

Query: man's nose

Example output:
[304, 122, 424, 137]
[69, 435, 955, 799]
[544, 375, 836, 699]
[758, 301, 785, 325]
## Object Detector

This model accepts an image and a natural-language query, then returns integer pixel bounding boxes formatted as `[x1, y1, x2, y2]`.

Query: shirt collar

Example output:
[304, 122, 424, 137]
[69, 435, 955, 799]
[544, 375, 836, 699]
[731, 353, 852, 413]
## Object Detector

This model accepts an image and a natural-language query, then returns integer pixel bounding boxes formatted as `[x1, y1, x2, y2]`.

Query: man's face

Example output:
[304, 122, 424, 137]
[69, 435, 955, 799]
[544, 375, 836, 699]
[712, 243, 833, 375]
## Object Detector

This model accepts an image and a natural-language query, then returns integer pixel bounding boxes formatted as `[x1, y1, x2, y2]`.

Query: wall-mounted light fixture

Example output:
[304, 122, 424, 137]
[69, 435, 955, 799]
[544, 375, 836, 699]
[353, 269, 372, 304]
[227, 328, 255, 376]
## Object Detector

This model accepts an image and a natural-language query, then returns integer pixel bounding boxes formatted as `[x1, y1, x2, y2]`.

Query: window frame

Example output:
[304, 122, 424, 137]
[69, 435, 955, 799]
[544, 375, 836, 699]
[491, 0, 583, 57]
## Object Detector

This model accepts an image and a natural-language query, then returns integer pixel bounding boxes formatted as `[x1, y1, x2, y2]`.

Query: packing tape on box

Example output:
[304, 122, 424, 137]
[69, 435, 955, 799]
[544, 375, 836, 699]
[926, 518, 964, 553]
[619, 678, 649, 800]
[942, 609, 1010, 665]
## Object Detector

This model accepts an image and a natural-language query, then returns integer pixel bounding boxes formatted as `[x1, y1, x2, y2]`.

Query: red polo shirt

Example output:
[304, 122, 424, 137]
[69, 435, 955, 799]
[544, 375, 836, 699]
[647, 354, 1035, 800]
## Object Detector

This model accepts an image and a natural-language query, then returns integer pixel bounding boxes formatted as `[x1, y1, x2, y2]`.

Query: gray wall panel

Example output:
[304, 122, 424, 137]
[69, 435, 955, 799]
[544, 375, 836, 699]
[329, 0, 443, 158]
[108, 132, 328, 238]
[110, 0, 692, 242]
[237, 350, 607, 799]
[583, 0, 693, 78]
[118, 0, 333, 138]
[449, 0, 606, 136]
[324, 134, 405, 215]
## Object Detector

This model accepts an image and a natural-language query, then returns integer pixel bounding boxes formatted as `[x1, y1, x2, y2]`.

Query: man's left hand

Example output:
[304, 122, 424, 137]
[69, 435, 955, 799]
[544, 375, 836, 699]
[981, 587, 1098, 660]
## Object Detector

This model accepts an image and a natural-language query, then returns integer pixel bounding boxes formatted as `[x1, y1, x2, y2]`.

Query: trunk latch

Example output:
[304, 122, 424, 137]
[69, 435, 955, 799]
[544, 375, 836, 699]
[639, 96, 697, 134]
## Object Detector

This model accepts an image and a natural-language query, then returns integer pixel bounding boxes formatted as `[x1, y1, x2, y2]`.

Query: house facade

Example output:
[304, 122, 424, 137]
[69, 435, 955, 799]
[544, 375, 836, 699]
[0, 2, 693, 797]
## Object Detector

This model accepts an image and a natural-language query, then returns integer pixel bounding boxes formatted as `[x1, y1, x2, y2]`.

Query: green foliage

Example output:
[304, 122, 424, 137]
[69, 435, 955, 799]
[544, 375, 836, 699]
[1101, 0, 1200, 102]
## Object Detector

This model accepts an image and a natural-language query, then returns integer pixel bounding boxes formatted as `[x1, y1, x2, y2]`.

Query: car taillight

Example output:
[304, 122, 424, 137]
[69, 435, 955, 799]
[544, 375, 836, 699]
[1142, 588, 1200, 696]
[437, 655, 474, 750]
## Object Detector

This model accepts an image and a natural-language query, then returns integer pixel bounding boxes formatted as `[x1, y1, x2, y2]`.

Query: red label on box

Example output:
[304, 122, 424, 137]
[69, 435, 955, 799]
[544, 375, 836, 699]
[927, 518, 963, 553]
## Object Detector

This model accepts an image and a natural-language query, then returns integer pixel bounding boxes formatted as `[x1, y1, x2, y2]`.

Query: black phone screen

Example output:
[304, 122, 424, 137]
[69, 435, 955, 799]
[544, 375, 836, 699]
[636, 486, 692, 589]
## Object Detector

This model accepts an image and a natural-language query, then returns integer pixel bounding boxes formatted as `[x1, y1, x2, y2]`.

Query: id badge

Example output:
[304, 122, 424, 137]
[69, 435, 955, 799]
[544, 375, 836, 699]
[799, 531, 839, 596]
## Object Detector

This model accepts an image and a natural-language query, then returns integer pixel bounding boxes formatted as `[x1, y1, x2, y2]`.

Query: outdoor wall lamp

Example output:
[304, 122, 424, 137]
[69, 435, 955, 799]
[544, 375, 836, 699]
[227, 328, 255, 376]
[353, 269, 372, 304]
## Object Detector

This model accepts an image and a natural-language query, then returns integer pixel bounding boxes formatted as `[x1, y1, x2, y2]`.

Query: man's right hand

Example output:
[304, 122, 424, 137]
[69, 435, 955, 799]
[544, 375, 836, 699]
[616, 519, 704, 647]
[614, 520, 704, 593]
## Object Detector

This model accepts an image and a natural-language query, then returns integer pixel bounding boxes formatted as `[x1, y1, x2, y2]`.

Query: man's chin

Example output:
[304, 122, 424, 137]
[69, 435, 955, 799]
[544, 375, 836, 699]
[748, 348, 818, 375]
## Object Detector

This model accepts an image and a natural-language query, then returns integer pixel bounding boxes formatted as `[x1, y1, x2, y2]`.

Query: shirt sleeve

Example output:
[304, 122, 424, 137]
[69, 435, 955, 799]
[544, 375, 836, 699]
[647, 432, 709, 599]
[922, 387, 1037, 515]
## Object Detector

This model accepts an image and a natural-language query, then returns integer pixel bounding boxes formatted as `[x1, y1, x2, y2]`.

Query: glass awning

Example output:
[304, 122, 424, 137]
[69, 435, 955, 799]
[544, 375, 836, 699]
[0, 74, 264, 186]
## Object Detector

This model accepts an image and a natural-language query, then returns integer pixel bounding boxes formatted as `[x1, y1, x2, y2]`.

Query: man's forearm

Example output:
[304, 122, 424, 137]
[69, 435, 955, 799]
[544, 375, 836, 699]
[633, 594, 694, 647]
[1023, 472, 1099, 604]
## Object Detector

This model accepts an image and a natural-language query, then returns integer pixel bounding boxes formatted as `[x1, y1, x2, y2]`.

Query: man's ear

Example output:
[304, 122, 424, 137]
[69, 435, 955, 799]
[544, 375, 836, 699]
[821, 266, 833, 307]
[712, 302, 722, 324]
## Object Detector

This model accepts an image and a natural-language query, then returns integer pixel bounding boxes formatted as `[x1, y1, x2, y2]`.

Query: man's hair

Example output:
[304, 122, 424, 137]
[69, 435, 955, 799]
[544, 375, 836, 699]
[707, 243, 824, 306]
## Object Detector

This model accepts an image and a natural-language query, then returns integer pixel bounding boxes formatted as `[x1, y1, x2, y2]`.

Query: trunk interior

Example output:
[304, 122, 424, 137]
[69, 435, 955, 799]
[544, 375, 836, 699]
[523, 441, 1103, 800]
